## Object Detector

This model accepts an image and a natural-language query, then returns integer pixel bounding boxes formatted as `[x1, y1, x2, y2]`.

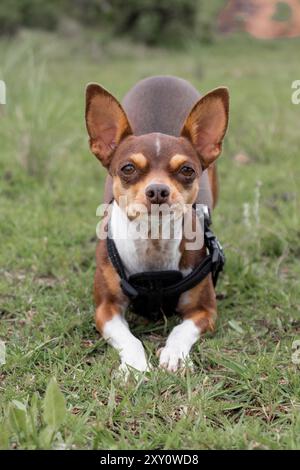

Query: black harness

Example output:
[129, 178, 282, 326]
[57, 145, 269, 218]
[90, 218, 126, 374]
[107, 206, 225, 320]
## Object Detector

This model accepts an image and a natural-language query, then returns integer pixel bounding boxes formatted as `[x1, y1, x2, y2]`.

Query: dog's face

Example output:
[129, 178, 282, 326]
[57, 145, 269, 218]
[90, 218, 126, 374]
[85, 84, 229, 218]
[109, 133, 201, 218]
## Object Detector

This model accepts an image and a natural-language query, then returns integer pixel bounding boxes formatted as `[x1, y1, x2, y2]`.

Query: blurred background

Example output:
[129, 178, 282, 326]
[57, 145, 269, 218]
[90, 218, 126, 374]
[2, 0, 300, 43]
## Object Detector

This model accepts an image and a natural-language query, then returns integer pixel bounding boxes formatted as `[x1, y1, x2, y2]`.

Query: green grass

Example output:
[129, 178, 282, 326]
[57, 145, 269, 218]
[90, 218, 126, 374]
[0, 29, 300, 450]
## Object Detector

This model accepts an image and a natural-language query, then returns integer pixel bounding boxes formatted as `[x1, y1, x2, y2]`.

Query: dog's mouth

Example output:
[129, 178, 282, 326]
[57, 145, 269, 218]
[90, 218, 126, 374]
[126, 200, 186, 222]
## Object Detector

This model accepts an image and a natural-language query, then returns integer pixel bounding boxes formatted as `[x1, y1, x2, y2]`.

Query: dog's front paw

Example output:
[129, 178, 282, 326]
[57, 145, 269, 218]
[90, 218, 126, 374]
[117, 362, 150, 382]
[119, 356, 150, 373]
[158, 345, 193, 372]
[117, 341, 151, 380]
[117, 359, 151, 382]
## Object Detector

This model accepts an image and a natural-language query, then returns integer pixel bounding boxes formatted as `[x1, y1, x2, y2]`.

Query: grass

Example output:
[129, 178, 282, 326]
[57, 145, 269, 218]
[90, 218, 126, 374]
[0, 29, 300, 450]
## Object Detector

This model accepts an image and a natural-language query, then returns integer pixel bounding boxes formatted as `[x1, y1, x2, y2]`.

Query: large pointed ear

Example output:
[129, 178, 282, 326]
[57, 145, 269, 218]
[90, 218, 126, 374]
[181, 87, 229, 169]
[85, 83, 132, 168]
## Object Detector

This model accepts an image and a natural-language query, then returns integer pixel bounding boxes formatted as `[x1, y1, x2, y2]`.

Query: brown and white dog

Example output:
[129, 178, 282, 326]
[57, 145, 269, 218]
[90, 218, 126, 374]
[85, 76, 229, 374]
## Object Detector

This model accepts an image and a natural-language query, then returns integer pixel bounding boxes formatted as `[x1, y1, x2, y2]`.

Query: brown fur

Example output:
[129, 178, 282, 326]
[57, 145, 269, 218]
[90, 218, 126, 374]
[94, 236, 126, 332]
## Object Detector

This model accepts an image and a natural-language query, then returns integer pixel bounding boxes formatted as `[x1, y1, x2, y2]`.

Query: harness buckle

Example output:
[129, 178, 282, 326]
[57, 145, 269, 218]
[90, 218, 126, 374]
[204, 227, 225, 286]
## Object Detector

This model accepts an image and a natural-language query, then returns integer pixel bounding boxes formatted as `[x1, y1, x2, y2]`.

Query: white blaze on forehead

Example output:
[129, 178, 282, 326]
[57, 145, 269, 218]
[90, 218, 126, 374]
[155, 135, 161, 156]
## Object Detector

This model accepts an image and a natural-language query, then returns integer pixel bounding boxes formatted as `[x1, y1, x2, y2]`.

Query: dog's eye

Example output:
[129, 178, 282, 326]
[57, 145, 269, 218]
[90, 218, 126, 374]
[121, 163, 136, 175]
[180, 166, 195, 177]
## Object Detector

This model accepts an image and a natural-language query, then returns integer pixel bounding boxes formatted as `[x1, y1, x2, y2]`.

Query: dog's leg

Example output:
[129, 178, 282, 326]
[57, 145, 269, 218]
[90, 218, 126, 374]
[158, 318, 201, 372]
[159, 276, 216, 372]
[94, 246, 150, 376]
[95, 303, 149, 375]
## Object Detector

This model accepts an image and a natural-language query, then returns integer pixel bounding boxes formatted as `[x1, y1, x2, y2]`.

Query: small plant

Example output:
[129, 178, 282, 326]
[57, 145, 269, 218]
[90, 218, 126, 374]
[0, 377, 68, 449]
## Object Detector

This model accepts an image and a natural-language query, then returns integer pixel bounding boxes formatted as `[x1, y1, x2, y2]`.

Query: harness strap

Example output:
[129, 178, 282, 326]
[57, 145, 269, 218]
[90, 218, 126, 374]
[106, 207, 225, 304]
[163, 255, 213, 297]
[107, 231, 127, 280]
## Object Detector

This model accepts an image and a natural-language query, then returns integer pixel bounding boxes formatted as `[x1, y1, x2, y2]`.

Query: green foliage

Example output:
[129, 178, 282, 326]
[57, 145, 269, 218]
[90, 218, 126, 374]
[0, 0, 61, 36]
[0, 378, 67, 449]
[261, 233, 285, 258]
[0, 0, 225, 46]
[0, 0, 22, 35]
[272, 1, 292, 22]
[43, 377, 67, 430]
[104, 0, 200, 46]
[21, 0, 61, 31]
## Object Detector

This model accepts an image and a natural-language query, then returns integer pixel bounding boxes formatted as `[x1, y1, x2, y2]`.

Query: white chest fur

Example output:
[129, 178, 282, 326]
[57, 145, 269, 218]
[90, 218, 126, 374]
[110, 201, 183, 275]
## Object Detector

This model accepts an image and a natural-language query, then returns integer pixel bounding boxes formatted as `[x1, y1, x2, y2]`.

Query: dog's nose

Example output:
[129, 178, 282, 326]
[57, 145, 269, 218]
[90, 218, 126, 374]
[145, 184, 170, 204]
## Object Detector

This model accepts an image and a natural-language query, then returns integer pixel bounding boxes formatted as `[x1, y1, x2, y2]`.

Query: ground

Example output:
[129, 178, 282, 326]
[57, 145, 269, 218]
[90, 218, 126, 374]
[0, 30, 300, 449]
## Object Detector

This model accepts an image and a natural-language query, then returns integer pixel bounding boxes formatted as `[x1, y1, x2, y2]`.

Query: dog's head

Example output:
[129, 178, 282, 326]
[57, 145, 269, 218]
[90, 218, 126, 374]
[85, 83, 229, 218]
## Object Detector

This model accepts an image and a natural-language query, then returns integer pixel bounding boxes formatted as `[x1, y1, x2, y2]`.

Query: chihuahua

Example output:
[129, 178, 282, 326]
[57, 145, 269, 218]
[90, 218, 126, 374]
[85, 75, 229, 374]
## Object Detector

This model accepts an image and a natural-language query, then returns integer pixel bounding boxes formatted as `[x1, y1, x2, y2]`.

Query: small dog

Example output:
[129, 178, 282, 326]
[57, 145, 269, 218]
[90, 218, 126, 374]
[85, 76, 229, 374]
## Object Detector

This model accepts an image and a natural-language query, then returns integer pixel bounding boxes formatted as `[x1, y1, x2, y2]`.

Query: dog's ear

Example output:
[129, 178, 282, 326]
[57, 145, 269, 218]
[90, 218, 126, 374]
[85, 83, 132, 168]
[181, 87, 229, 169]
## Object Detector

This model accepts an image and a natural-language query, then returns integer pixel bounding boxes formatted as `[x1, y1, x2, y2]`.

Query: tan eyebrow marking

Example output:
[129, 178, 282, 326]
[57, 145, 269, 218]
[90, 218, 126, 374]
[130, 153, 148, 169]
[169, 154, 188, 171]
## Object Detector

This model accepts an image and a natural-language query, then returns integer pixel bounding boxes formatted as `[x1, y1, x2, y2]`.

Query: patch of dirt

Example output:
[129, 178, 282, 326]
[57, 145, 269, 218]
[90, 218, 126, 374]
[219, 0, 300, 39]
[35, 274, 59, 288]
[233, 152, 252, 165]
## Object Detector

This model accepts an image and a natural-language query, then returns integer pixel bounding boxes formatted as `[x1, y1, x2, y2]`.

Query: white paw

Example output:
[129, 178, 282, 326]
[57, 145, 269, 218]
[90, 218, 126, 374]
[117, 340, 151, 380]
[120, 355, 150, 373]
[118, 361, 150, 381]
[103, 316, 151, 381]
[158, 345, 193, 372]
